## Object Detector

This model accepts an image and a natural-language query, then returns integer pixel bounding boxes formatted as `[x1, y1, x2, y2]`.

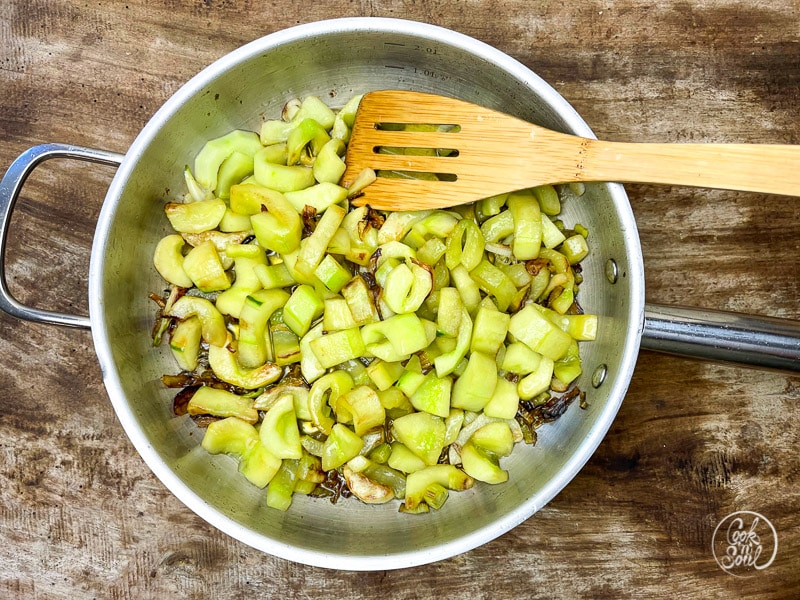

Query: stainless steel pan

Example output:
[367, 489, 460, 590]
[1, 18, 798, 571]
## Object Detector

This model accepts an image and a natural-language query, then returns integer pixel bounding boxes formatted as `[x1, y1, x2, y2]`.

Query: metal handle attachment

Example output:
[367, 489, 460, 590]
[0, 143, 125, 329]
[642, 303, 800, 372]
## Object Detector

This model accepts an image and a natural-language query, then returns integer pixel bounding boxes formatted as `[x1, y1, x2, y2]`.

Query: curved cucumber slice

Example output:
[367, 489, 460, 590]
[208, 336, 282, 389]
[237, 289, 290, 369]
[259, 395, 302, 460]
[169, 316, 202, 371]
[153, 234, 193, 288]
[194, 130, 262, 191]
[167, 296, 227, 347]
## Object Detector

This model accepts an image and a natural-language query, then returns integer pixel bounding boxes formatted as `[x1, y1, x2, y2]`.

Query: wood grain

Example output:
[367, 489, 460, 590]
[1, 1, 799, 598]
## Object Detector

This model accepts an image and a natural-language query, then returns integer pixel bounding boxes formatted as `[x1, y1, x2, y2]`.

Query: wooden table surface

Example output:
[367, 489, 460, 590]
[1, 1, 799, 598]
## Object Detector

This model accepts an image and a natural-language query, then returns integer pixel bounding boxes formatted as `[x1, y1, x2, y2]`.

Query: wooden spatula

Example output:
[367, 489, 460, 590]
[342, 90, 800, 210]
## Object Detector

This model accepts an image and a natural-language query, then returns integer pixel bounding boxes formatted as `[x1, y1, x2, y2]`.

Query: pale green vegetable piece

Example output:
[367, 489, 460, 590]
[194, 130, 263, 191]
[260, 120, 295, 145]
[378, 210, 431, 243]
[167, 296, 227, 347]
[202, 417, 281, 488]
[314, 255, 351, 293]
[541, 213, 567, 248]
[392, 412, 447, 466]
[483, 377, 520, 420]
[253, 151, 316, 192]
[184, 165, 214, 203]
[238, 289, 290, 368]
[345, 167, 377, 198]
[507, 190, 542, 260]
[170, 316, 203, 372]
[286, 118, 330, 165]
[451, 351, 497, 412]
[254, 385, 311, 420]
[294, 96, 336, 129]
[208, 336, 282, 389]
[335, 93, 363, 129]
[436, 287, 462, 337]
[216, 151, 255, 199]
[388, 442, 427, 474]
[434, 307, 473, 377]
[282, 285, 324, 338]
[295, 204, 346, 278]
[470, 305, 510, 357]
[153, 234, 193, 288]
[341, 275, 379, 325]
[449, 265, 482, 314]
[308, 370, 354, 435]
[460, 441, 508, 484]
[533, 184, 561, 216]
[337, 386, 385, 436]
[471, 422, 515, 457]
[382, 261, 433, 314]
[404, 465, 473, 511]
[259, 395, 303, 459]
[560, 234, 590, 264]
[266, 459, 300, 510]
[218, 208, 254, 233]
[480, 209, 514, 243]
[254, 262, 296, 290]
[313, 139, 347, 184]
[517, 356, 556, 400]
[508, 304, 573, 361]
[285, 182, 348, 213]
[361, 313, 429, 362]
[321, 424, 363, 471]
[501, 342, 543, 374]
[309, 328, 366, 369]
[443, 409, 465, 446]
[188, 387, 258, 423]
[240, 184, 303, 254]
[409, 371, 452, 418]
[215, 250, 267, 319]
[322, 297, 359, 331]
[366, 359, 405, 391]
[299, 322, 326, 384]
[165, 199, 226, 234]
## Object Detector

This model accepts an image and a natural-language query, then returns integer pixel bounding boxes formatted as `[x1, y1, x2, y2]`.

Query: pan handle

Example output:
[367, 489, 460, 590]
[0, 143, 125, 329]
[641, 303, 800, 372]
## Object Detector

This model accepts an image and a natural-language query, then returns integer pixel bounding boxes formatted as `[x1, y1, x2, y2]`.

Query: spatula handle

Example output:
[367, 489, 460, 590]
[581, 140, 800, 196]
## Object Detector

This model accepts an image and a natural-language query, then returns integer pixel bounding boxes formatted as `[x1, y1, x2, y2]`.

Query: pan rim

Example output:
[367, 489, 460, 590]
[88, 17, 645, 570]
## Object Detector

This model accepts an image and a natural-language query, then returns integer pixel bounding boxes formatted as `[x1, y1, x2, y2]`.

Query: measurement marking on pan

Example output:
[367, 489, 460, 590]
[412, 67, 451, 81]
[385, 65, 406, 70]
[384, 42, 438, 54]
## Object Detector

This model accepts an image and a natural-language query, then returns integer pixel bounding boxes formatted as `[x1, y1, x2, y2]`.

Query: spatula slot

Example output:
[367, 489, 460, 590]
[374, 146, 459, 157]
[375, 123, 461, 133]
[375, 170, 458, 182]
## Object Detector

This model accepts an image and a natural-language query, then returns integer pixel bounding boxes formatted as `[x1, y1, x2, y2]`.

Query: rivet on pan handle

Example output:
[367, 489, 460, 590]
[0, 143, 125, 329]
